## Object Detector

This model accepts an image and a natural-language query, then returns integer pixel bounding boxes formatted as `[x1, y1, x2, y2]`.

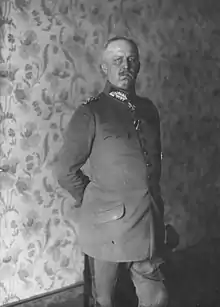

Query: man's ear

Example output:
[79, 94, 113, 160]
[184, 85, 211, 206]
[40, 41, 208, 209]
[136, 60, 140, 74]
[100, 63, 108, 75]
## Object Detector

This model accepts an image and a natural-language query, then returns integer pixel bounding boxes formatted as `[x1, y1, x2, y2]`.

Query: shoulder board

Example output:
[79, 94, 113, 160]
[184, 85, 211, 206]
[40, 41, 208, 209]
[85, 95, 100, 104]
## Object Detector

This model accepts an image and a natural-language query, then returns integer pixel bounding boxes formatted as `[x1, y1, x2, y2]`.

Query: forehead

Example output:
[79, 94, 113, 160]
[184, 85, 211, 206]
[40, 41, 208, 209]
[104, 39, 139, 58]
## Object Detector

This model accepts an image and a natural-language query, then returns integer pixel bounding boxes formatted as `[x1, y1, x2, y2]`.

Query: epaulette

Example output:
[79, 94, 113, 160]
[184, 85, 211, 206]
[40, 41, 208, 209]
[85, 95, 100, 104]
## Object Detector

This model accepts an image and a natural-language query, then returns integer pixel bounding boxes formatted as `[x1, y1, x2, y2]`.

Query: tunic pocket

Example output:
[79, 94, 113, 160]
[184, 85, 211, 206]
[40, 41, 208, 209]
[93, 202, 125, 224]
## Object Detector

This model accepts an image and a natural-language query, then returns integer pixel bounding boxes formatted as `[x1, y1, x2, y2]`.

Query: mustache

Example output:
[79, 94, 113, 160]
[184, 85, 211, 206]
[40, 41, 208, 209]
[119, 70, 134, 79]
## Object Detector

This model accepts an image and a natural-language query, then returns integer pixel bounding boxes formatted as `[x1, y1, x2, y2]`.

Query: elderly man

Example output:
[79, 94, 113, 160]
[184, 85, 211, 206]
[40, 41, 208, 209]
[53, 36, 169, 307]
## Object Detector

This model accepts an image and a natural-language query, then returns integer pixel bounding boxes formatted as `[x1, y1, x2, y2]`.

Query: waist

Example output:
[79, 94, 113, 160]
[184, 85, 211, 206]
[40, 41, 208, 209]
[89, 165, 148, 191]
[84, 181, 149, 203]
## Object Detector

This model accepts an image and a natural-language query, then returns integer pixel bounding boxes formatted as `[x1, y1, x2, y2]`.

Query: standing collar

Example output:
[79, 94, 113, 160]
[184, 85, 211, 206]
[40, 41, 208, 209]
[103, 81, 136, 102]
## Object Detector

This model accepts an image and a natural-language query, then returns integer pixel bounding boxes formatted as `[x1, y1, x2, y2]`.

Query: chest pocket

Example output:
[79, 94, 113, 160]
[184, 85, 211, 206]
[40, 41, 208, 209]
[102, 120, 135, 141]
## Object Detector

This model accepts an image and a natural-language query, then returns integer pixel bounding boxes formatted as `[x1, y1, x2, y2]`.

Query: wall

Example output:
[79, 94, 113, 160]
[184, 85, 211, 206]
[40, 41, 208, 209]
[0, 0, 220, 304]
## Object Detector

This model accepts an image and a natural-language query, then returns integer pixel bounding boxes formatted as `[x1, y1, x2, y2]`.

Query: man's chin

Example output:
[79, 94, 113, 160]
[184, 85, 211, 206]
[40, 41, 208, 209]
[117, 79, 133, 90]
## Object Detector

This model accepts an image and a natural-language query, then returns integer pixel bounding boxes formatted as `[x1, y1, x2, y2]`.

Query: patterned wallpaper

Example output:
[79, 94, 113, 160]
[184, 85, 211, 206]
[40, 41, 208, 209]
[0, 0, 220, 305]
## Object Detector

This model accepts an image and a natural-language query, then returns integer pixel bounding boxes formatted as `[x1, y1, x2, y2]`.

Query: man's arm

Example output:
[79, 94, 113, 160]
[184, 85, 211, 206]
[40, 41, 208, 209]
[140, 100, 164, 217]
[53, 104, 95, 206]
[148, 106, 164, 217]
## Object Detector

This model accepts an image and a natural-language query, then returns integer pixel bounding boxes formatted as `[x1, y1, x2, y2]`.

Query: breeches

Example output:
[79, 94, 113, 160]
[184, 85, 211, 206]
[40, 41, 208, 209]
[84, 255, 168, 307]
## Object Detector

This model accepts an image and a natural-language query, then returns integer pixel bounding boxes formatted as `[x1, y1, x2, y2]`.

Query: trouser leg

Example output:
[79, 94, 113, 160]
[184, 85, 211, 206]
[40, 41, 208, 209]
[84, 254, 93, 307]
[86, 255, 119, 307]
[130, 260, 168, 307]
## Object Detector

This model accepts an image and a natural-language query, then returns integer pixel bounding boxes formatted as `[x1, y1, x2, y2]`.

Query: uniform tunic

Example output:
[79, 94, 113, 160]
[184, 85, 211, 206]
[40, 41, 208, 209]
[53, 81, 165, 262]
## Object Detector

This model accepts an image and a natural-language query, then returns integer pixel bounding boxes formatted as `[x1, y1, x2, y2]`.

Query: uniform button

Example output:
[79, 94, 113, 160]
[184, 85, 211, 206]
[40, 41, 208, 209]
[147, 175, 151, 179]
[146, 162, 152, 167]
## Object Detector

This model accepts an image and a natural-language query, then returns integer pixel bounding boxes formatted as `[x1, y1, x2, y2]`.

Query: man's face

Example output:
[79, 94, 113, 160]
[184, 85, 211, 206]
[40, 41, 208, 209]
[101, 39, 140, 91]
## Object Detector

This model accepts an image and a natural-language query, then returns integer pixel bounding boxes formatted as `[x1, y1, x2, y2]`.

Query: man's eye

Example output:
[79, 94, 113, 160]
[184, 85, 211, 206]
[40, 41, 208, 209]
[114, 58, 122, 65]
[128, 57, 136, 62]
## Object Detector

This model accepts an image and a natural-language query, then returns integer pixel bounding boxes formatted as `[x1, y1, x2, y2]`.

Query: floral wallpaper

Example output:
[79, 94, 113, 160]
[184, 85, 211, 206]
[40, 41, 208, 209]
[0, 0, 220, 305]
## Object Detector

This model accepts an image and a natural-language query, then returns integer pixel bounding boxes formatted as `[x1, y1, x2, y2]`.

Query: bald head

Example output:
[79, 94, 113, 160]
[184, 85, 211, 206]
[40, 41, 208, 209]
[101, 37, 140, 91]
[103, 36, 139, 60]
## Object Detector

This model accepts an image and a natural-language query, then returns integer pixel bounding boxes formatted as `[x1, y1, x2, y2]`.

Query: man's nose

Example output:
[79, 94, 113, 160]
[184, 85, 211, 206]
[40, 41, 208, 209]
[122, 58, 129, 69]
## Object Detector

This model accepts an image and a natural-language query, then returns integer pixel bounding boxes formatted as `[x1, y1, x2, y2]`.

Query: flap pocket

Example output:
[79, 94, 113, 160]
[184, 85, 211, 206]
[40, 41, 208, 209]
[94, 203, 125, 224]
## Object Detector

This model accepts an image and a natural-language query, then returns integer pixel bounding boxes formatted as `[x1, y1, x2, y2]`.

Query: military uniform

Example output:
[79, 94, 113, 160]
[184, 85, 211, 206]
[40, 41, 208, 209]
[53, 81, 168, 307]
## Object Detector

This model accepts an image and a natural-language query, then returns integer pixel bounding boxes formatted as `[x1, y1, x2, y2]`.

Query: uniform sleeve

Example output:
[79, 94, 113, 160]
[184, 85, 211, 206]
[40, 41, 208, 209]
[53, 104, 95, 205]
[148, 106, 164, 217]
[140, 101, 164, 217]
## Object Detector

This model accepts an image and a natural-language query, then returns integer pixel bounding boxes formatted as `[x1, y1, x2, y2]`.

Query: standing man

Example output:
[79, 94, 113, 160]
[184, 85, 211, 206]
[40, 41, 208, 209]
[53, 36, 169, 307]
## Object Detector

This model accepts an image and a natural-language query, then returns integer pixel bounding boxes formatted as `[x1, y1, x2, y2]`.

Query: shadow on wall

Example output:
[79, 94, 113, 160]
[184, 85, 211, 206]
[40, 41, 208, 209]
[155, 0, 220, 249]
[114, 238, 220, 307]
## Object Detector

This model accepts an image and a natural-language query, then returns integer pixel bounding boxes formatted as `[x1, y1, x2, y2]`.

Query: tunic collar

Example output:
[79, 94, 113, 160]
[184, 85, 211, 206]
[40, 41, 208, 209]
[103, 81, 136, 103]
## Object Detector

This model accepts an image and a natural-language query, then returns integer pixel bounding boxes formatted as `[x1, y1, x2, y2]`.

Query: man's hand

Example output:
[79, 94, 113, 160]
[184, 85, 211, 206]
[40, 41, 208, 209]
[62, 198, 82, 225]
[165, 224, 179, 250]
